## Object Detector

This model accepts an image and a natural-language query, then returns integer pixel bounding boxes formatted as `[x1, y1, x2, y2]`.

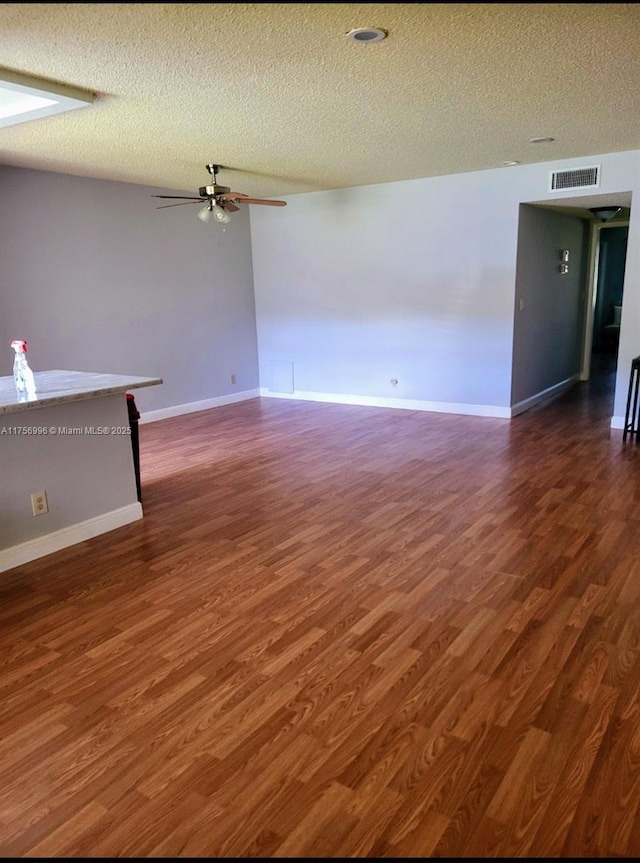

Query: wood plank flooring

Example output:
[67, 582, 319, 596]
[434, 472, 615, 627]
[2, 358, 640, 857]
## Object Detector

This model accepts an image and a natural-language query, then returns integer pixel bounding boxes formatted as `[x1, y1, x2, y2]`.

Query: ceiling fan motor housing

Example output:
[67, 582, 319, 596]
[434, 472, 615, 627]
[200, 184, 230, 197]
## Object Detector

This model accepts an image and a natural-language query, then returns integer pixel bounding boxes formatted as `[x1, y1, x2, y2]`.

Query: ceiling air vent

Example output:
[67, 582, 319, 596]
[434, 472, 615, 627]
[549, 165, 600, 192]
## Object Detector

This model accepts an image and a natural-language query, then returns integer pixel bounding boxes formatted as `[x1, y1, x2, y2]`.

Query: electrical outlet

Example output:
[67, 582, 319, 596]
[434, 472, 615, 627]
[230, 373, 237, 384]
[31, 490, 48, 516]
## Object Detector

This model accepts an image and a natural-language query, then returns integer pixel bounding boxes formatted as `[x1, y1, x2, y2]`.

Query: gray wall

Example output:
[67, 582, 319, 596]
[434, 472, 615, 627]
[0, 394, 138, 551]
[0, 166, 259, 414]
[511, 205, 588, 406]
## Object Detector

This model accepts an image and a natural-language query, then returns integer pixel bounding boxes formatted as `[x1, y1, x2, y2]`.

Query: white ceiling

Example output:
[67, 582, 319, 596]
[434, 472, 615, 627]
[1, 3, 639, 208]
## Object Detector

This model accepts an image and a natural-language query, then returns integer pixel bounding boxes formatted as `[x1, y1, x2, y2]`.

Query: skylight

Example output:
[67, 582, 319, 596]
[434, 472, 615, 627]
[0, 69, 94, 128]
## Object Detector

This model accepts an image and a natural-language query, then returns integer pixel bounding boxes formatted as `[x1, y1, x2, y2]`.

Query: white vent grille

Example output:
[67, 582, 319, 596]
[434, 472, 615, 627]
[549, 165, 600, 192]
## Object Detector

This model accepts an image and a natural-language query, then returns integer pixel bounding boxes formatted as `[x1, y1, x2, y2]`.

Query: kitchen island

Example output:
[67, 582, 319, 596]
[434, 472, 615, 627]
[0, 369, 162, 573]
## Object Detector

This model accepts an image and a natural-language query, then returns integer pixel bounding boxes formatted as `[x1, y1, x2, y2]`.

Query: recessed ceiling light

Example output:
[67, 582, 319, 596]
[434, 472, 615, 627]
[0, 68, 94, 128]
[503, 160, 520, 166]
[529, 136, 555, 144]
[346, 28, 387, 43]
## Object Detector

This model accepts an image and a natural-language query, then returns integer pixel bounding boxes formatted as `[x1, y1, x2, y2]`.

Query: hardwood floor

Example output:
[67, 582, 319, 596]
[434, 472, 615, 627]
[2, 361, 639, 857]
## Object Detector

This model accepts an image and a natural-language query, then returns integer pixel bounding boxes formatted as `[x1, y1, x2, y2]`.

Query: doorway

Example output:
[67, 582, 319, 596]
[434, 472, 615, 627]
[581, 220, 629, 380]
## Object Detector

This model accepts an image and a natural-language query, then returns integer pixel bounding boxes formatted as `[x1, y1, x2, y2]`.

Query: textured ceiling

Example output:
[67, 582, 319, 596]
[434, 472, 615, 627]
[0, 3, 639, 201]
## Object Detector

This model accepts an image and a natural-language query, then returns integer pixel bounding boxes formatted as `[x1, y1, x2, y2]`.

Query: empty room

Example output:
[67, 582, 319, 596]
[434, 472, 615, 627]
[1, 4, 640, 858]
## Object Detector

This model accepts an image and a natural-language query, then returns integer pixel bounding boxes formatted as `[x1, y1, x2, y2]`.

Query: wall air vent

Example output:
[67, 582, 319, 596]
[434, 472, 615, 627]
[549, 165, 600, 192]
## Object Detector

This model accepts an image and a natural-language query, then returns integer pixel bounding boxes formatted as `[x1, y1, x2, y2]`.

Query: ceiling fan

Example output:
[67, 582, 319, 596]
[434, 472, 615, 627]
[152, 164, 287, 225]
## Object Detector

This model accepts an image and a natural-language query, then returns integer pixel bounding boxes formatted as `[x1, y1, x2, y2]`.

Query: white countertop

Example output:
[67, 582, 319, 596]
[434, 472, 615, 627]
[0, 369, 163, 415]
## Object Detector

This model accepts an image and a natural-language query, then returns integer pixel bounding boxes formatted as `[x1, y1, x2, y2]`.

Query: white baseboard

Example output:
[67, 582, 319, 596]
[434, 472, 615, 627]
[136, 379, 605, 425]
[509, 375, 579, 418]
[611, 416, 625, 430]
[259, 388, 511, 419]
[140, 389, 260, 424]
[0, 503, 143, 574]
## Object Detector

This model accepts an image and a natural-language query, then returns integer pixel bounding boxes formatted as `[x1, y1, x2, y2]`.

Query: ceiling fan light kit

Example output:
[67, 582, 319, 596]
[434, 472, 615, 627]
[197, 201, 231, 224]
[196, 204, 211, 223]
[153, 163, 286, 228]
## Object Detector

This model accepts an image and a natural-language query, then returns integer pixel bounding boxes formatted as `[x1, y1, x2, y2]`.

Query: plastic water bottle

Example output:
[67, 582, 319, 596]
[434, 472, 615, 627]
[10, 339, 37, 397]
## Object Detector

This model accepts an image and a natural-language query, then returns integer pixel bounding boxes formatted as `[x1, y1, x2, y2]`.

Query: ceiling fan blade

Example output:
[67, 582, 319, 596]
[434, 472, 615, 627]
[156, 201, 204, 209]
[219, 191, 287, 207]
[152, 195, 205, 201]
[220, 191, 287, 206]
[221, 202, 240, 213]
[233, 198, 287, 207]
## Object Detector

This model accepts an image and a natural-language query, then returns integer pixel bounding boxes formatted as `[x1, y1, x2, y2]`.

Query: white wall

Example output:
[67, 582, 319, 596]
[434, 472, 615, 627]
[251, 169, 519, 415]
[615, 208, 640, 422]
[250, 151, 640, 421]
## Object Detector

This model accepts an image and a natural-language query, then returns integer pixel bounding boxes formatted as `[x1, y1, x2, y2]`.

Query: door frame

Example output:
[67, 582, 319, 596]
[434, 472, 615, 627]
[580, 219, 630, 380]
